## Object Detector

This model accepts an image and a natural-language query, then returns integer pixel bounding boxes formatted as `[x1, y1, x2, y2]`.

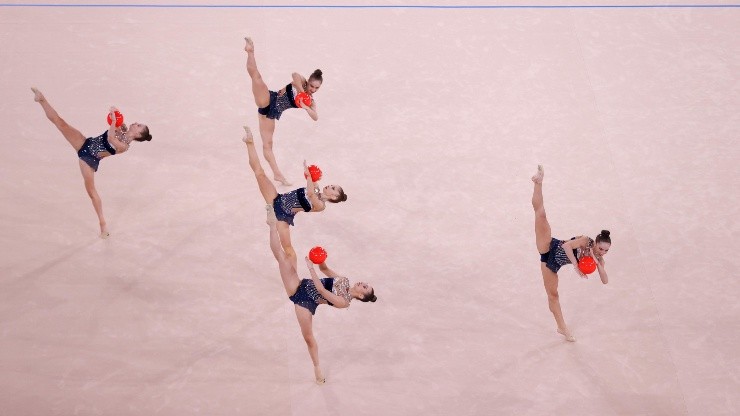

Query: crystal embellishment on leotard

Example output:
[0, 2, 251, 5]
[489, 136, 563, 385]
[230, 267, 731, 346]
[115, 129, 131, 147]
[289, 277, 352, 315]
[333, 277, 351, 305]
[89, 134, 112, 156]
[259, 83, 299, 120]
[77, 131, 117, 172]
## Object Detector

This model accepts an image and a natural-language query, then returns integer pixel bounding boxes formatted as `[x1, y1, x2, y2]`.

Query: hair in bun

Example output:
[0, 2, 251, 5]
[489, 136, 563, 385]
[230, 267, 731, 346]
[309, 69, 323, 83]
[596, 230, 611, 244]
[360, 289, 376, 303]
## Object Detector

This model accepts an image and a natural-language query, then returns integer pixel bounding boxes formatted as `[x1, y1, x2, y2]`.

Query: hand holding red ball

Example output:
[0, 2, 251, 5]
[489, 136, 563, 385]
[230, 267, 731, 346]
[107, 110, 124, 127]
[308, 246, 327, 264]
[578, 256, 597, 275]
[304, 164, 322, 182]
[294, 91, 312, 108]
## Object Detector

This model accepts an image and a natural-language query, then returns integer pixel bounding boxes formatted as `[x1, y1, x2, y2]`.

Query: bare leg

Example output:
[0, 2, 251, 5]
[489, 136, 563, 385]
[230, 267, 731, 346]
[533, 165, 574, 341]
[242, 39, 290, 186]
[258, 116, 291, 186]
[250, 126, 296, 263]
[244, 37, 271, 108]
[79, 160, 109, 238]
[243, 126, 279, 203]
[31, 87, 86, 151]
[267, 212, 301, 296]
[295, 305, 326, 384]
[542, 264, 575, 342]
[277, 221, 298, 272]
[531, 165, 552, 253]
[269, 209, 325, 383]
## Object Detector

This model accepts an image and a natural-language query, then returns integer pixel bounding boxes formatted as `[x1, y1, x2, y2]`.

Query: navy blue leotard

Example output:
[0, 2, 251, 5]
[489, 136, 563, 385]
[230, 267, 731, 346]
[289, 278, 335, 315]
[77, 131, 116, 172]
[272, 187, 312, 226]
[257, 83, 299, 120]
[539, 237, 594, 273]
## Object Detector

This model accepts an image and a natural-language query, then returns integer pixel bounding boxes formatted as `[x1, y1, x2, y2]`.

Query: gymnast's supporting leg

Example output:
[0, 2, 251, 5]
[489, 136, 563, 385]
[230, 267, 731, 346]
[79, 161, 109, 238]
[295, 305, 325, 384]
[541, 266, 574, 341]
[258, 117, 290, 186]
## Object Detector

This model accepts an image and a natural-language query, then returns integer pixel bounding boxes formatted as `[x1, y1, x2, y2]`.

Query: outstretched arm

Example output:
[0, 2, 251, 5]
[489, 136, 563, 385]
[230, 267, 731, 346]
[303, 160, 326, 212]
[304, 257, 349, 308]
[318, 261, 341, 278]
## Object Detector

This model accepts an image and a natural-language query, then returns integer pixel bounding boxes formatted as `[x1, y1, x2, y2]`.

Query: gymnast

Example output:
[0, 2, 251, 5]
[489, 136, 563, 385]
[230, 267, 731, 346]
[531, 165, 610, 342]
[242, 125, 346, 268]
[31, 87, 152, 238]
[243, 36, 321, 186]
[265, 206, 376, 384]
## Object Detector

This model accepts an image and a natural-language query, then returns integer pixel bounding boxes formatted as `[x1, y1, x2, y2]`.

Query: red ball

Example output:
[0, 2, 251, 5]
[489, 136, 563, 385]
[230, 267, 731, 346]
[309, 246, 327, 264]
[303, 165, 322, 182]
[578, 256, 597, 275]
[107, 110, 124, 127]
[294, 91, 312, 107]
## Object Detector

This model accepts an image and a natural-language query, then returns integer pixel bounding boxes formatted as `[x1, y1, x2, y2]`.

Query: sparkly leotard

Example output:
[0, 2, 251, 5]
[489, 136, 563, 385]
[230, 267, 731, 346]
[257, 83, 299, 120]
[77, 131, 117, 172]
[539, 237, 594, 274]
[289, 276, 352, 315]
[272, 187, 312, 226]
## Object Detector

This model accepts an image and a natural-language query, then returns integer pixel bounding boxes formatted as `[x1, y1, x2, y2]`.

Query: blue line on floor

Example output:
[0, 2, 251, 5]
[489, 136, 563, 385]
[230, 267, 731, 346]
[1, 3, 738, 9]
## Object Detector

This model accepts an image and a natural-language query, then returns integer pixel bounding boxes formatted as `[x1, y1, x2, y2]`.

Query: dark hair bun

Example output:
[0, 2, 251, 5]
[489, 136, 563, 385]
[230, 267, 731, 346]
[369, 295, 377, 302]
[136, 126, 152, 142]
[310, 69, 323, 82]
[596, 229, 612, 244]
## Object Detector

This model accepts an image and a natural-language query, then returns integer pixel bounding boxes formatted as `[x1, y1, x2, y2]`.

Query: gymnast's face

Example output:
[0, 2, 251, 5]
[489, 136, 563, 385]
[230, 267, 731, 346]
[307, 79, 322, 94]
[354, 281, 373, 298]
[127, 122, 147, 138]
[322, 185, 341, 200]
[594, 242, 611, 257]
